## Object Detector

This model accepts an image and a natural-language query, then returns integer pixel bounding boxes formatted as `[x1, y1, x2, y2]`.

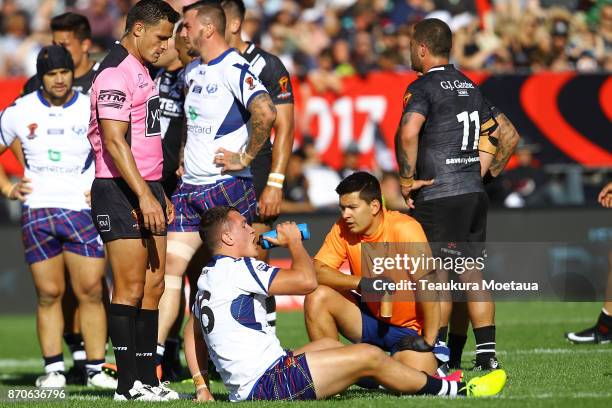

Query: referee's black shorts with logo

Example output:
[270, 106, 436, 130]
[412, 192, 488, 259]
[91, 178, 167, 243]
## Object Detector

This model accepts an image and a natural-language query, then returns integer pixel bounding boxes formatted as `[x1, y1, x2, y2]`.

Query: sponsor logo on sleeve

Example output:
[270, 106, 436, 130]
[403, 91, 412, 109]
[277, 76, 291, 99]
[245, 76, 256, 91]
[98, 89, 127, 109]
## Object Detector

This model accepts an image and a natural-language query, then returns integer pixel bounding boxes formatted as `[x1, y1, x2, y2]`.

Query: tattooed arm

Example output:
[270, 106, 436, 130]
[486, 113, 520, 177]
[214, 93, 277, 172]
[395, 111, 432, 204]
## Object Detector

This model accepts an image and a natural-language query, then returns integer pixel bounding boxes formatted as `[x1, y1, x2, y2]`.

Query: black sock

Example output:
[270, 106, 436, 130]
[598, 309, 612, 333]
[474, 325, 496, 362]
[86, 359, 105, 378]
[109, 303, 138, 395]
[64, 333, 86, 368]
[448, 333, 467, 368]
[438, 326, 448, 343]
[43, 353, 65, 374]
[163, 337, 181, 363]
[416, 374, 464, 396]
[135, 309, 159, 387]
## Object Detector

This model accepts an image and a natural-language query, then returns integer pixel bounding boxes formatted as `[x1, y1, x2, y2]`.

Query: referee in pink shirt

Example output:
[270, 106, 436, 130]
[87, 0, 179, 401]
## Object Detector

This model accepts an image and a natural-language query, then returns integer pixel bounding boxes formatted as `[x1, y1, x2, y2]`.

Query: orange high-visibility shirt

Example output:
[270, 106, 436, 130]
[315, 209, 429, 331]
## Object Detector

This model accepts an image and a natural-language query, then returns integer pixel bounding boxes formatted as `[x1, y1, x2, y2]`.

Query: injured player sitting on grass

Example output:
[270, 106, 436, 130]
[183, 206, 507, 402]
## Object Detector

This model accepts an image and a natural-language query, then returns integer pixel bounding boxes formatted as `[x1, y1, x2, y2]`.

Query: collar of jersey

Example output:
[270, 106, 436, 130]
[36, 89, 79, 108]
[427, 64, 454, 74]
[207, 48, 236, 66]
[206, 254, 238, 267]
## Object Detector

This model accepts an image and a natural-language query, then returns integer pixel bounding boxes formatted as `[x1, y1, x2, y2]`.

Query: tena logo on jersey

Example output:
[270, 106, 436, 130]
[27, 123, 38, 140]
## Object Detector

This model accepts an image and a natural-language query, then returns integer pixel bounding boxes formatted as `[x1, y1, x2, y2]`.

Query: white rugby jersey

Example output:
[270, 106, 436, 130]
[192, 255, 284, 402]
[0, 90, 93, 210]
[183, 49, 269, 185]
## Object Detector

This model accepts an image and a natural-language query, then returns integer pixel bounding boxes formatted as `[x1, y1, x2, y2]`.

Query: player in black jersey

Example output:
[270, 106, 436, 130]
[395, 19, 519, 371]
[221, 0, 295, 330]
[154, 22, 193, 198]
[20, 12, 105, 385]
[22, 13, 99, 95]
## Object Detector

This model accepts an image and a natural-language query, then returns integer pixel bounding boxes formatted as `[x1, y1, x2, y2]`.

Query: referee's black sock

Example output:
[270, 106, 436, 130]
[448, 333, 468, 368]
[135, 308, 159, 387]
[416, 374, 465, 396]
[108, 303, 138, 395]
[474, 325, 496, 363]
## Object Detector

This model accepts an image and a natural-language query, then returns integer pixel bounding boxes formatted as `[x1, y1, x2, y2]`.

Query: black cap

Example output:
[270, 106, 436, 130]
[551, 19, 569, 37]
[36, 45, 74, 81]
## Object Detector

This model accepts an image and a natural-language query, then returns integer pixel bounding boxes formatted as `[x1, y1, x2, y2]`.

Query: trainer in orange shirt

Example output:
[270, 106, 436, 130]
[304, 172, 440, 375]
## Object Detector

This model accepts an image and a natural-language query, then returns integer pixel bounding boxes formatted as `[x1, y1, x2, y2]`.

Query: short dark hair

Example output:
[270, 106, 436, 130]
[191, 2, 226, 35]
[335, 171, 382, 205]
[50, 12, 91, 41]
[199, 206, 238, 251]
[413, 18, 452, 58]
[183, 0, 219, 14]
[221, 0, 246, 22]
[125, 0, 180, 33]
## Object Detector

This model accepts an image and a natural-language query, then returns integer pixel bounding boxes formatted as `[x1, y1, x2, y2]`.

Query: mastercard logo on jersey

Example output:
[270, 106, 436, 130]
[27, 123, 38, 139]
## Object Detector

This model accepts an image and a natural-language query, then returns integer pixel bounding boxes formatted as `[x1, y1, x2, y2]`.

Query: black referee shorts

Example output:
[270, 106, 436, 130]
[412, 192, 488, 259]
[91, 178, 167, 243]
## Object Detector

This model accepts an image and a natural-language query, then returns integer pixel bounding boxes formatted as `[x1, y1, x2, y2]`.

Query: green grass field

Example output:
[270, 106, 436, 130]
[1, 302, 611, 407]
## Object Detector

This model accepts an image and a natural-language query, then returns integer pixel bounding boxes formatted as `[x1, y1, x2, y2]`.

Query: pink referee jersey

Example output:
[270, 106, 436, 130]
[88, 43, 163, 180]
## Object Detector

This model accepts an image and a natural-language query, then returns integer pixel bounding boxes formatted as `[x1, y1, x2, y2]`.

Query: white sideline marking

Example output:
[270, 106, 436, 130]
[463, 348, 612, 356]
[1, 349, 609, 368]
[0, 356, 115, 368]
[502, 393, 612, 400]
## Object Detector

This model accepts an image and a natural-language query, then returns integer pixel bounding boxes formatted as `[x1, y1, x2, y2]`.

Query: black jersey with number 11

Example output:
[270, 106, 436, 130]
[403, 64, 495, 201]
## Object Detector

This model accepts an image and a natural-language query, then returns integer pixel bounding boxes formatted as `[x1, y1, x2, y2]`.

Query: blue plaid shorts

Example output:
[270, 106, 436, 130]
[247, 352, 317, 401]
[168, 177, 257, 232]
[21, 207, 104, 264]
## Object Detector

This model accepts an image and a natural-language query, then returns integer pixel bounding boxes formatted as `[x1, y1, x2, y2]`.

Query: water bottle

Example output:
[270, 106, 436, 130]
[258, 223, 310, 249]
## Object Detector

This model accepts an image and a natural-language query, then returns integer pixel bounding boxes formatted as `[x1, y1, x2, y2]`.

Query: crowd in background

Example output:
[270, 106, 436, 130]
[1, 0, 611, 79]
[0, 0, 609, 219]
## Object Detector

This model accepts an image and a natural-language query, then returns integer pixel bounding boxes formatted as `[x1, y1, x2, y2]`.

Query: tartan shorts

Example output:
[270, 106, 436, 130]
[168, 177, 257, 232]
[21, 207, 104, 265]
[247, 352, 317, 401]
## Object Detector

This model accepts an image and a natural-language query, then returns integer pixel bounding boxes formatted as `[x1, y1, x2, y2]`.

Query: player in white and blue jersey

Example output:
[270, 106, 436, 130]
[183, 206, 508, 402]
[0, 45, 114, 389]
[156, 1, 276, 357]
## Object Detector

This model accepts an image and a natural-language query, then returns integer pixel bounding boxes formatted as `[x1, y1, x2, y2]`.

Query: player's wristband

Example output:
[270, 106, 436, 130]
[399, 176, 414, 188]
[239, 152, 254, 167]
[193, 371, 208, 390]
[478, 135, 499, 155]
[267, 172, 285, 189]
